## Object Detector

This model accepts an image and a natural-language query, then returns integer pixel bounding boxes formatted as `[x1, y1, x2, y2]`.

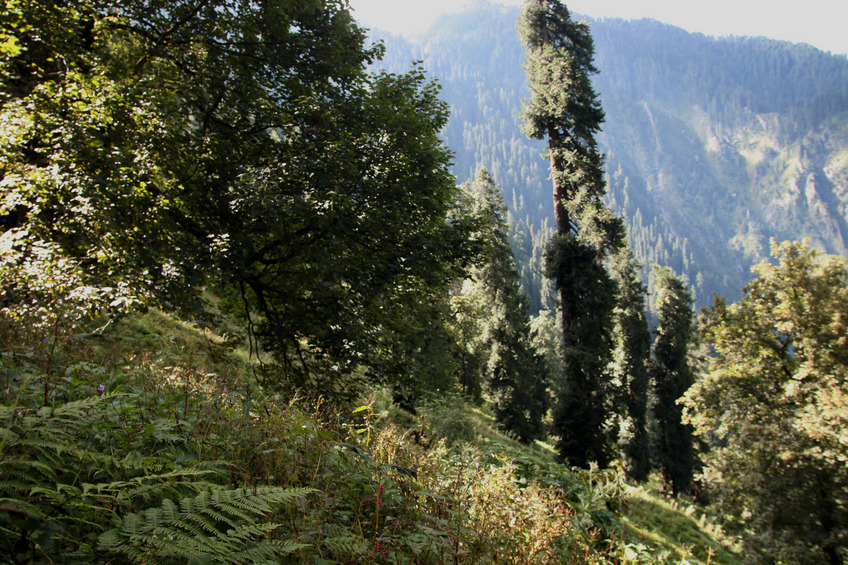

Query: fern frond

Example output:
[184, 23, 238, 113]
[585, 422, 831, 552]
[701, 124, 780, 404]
[1, 459, 59, 485]
[0, 478, 34, 492]
[225, 522, 281, 542]
[94, 468, 220, 498]
[97, 528, 122, 550]
[321, 534, 367, 559]
[101, 486, 316, 564]
[230, 539, 311, 564]
[0, 497, 39, 515]
[194, 506, 244, 531]
[40, 392, 125, 420]
[121, 512, 144, 535]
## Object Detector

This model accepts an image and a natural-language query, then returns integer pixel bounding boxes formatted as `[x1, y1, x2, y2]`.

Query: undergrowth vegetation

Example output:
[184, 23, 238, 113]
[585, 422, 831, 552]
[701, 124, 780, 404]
[0, 308, 737, 564]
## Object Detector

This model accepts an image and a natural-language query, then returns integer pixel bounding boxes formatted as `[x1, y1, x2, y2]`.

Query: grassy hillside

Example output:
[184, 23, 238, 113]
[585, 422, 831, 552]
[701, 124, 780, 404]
[0, 307, 740, 563]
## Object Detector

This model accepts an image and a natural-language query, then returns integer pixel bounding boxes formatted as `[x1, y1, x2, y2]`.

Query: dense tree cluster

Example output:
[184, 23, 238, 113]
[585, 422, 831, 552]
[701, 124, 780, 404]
[375, 3, 848, 315]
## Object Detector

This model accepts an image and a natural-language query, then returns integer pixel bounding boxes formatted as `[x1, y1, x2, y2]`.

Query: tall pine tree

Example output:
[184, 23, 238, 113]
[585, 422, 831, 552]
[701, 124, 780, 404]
[651, 266, 695, 496]
[457, 169, 549, 443]
[518, 0, 625, 467]
[610, 250, 652, 482]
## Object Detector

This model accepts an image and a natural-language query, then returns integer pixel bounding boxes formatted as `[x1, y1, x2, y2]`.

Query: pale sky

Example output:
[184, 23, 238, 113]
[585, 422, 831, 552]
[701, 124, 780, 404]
[347, 0, 848, 57]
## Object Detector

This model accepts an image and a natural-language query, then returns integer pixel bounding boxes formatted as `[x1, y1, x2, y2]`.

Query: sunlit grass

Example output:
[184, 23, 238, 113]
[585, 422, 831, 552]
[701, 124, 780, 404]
[621, 480, 742, 565]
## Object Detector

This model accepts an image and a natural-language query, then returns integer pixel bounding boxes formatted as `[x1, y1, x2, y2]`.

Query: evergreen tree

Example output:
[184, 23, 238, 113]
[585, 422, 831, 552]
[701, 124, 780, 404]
[610, 250, 652, 482]
[518, 0, 625, 467]
[457, 169, 549, 443]
[651, 266, 695, 496]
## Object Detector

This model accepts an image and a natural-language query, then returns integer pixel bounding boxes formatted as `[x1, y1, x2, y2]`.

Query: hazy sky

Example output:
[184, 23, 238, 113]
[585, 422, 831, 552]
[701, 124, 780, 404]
[347, 0, 848, 56]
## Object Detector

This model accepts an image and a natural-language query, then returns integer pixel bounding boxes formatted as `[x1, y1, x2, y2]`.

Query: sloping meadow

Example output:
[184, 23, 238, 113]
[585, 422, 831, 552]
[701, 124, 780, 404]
[0, 308, 732, 564]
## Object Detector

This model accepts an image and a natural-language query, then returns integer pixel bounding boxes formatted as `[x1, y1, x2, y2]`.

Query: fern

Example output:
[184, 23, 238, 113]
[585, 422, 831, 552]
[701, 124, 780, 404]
[0, 390, 227, 562]
[99, 486, 316, 564]
[321, 533, 368, 560]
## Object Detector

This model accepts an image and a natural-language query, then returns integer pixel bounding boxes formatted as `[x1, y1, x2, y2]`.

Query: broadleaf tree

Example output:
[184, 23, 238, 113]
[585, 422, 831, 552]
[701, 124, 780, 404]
[683, 240, 848, 564]
[0, 0, 478, 397]
[518, 0, 625, 467]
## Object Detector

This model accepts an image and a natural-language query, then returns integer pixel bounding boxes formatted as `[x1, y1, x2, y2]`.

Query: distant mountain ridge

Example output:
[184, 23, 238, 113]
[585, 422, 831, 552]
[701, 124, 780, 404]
[367, 1, 848, 309]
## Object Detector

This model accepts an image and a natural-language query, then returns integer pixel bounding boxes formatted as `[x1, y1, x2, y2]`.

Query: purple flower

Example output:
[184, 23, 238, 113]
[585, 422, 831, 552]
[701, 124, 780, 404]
[98, 384, 105, 394]
[42, 338, 50, 344]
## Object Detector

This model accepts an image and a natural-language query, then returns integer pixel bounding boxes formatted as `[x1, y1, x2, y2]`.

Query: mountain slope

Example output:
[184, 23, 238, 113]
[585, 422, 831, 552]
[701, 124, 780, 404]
[368, 2, 848, 308]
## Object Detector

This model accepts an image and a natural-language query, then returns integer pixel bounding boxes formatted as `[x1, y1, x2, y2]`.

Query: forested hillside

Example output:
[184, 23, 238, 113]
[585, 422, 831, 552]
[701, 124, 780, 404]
[370, 1, 848, 309]
[2, 1, 846, 563]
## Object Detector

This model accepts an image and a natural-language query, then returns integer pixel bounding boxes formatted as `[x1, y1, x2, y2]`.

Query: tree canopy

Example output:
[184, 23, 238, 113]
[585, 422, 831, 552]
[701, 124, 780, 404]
[610, 250, 651, 482]
[1, 0, 478, 395]
[651, 265, 695, 496]
[683, 240, 848, 564]
[452, 168, 549, 442]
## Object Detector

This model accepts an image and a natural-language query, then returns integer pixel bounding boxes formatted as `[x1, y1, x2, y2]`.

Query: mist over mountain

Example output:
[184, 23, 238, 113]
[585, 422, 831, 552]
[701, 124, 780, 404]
[367, 1, 848, 310]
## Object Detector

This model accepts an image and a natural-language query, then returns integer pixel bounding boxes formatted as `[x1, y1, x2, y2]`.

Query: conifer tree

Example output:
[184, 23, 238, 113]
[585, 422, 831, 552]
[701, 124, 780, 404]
[651, 266, 695, 496]
[518, 0, 625, 466]
[610, 250, 652, 482]
[459, 169, 549, 443]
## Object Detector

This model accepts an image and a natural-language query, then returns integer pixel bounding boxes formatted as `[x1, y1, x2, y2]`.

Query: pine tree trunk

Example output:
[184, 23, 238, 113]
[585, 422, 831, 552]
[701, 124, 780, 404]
[548, 128, 574, 350]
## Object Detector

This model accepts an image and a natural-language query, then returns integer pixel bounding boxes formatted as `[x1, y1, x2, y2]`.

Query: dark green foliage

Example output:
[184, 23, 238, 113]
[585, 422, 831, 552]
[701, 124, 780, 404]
[373, 5, 848, 314]
[0, 0, 476, 399]
[651, 266, 695, 496]
[99, 486, 315, 564]
[0, 384, 265, 563]
[0, 305, 700, 565]
[518, 0, 624, 254]
[545, 232, 617, 467]
[454, 168, 549, 442]
[519, 0, 624, 467]
[610, 250, 652, 482]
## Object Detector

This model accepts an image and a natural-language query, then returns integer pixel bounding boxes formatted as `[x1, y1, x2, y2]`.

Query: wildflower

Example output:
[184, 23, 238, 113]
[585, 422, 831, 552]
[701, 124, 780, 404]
[378, 484, 384, 507]
[98, 384, 105, 394]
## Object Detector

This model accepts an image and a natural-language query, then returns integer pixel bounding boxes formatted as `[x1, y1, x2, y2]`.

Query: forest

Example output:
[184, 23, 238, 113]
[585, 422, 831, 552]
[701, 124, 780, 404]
[0, 1, 846, 564]
[372, 3, 848, 312]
